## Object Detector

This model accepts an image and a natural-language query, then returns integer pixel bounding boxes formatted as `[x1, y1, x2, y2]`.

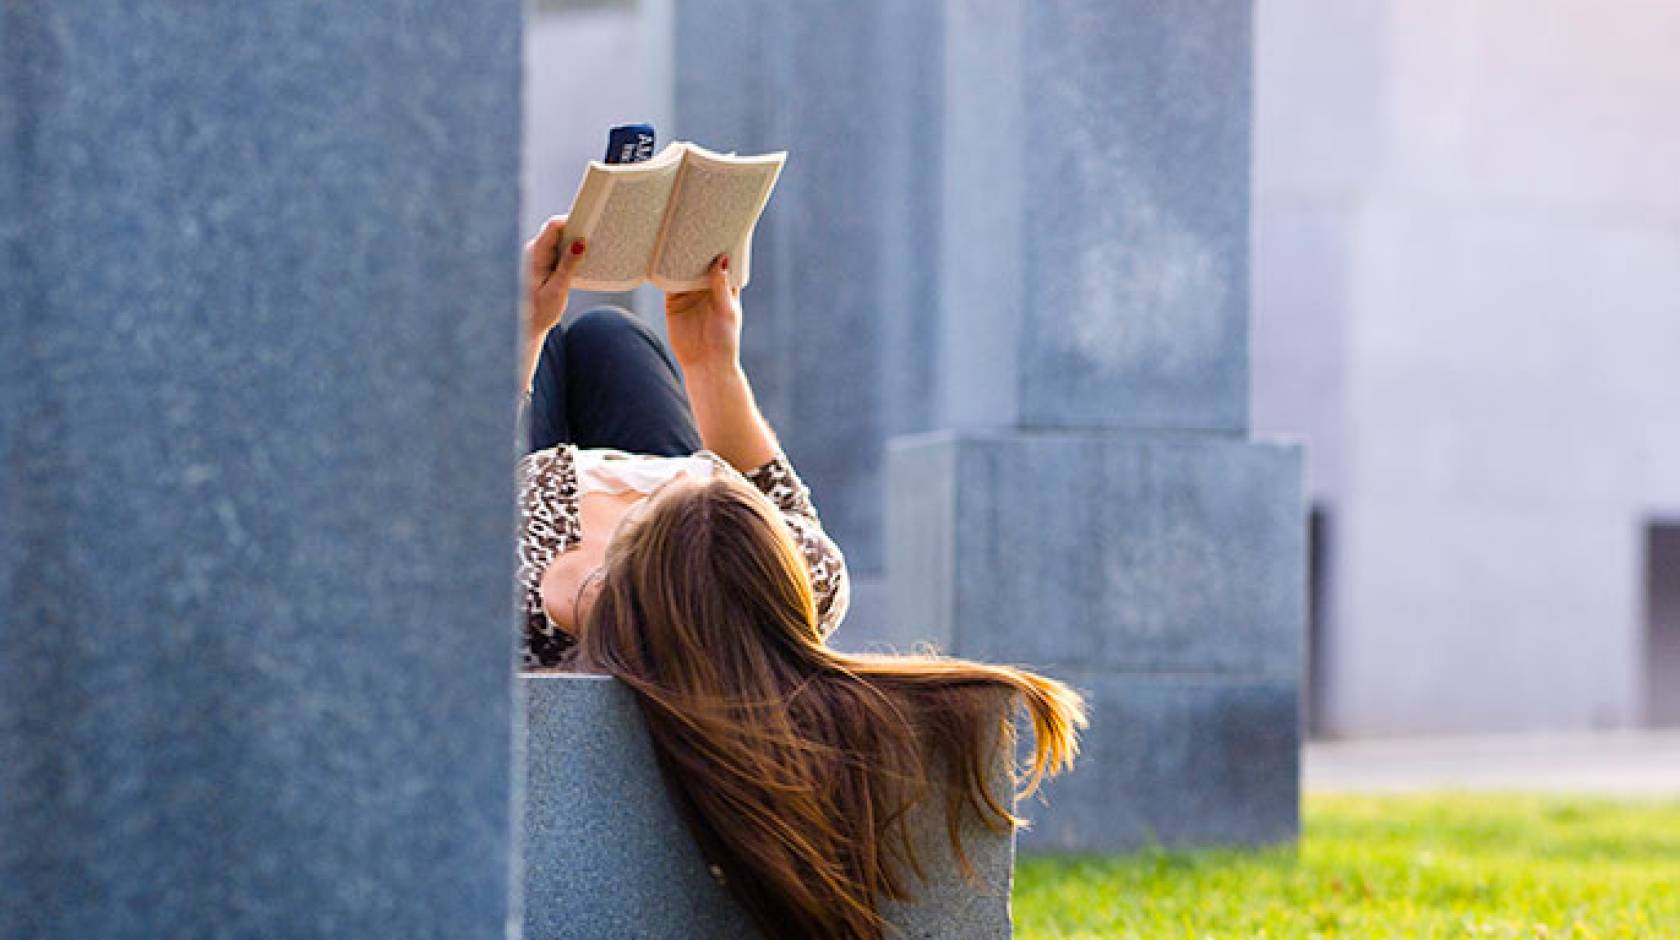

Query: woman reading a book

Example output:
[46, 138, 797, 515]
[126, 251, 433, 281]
[517, 215, 1084, 939]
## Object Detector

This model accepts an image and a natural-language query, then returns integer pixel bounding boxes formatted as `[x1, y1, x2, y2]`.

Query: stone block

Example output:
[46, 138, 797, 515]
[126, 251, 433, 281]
[941, 0, 1253, 432]
[0, 4, 520, 936]
[1016, 675, 1299, 854]
[522, 675, 1015, 939]
[522, 676, 757, 939]
[878, 441, 960, 655]
[887, 431, 1305, 676]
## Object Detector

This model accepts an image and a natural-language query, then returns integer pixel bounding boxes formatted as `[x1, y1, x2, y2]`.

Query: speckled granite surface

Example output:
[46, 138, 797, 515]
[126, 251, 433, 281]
[522, 675, 1015, 939]
[0, 4, 522, 937]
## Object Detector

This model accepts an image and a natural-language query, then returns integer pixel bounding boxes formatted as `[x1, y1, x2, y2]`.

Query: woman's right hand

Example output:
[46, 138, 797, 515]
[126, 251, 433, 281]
[664, 255, 742, 373]
[524, 215, 586, 341]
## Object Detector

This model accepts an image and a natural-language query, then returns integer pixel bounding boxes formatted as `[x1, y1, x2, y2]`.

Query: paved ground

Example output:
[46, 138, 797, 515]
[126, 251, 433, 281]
[1303, 729, 1680, 796]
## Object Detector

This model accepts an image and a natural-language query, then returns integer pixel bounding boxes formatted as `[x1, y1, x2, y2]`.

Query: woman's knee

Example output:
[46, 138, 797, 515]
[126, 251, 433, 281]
[564, 306, 679, 380]
[564, 305, 656, 351]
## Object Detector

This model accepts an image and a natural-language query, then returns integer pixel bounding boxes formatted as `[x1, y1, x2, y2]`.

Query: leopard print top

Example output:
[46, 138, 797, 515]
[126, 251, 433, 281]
[516, 445, 850, 669]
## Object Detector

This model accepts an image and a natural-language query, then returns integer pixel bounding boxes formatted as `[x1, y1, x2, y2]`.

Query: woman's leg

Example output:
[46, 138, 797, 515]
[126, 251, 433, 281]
[528, 305, 702, 457]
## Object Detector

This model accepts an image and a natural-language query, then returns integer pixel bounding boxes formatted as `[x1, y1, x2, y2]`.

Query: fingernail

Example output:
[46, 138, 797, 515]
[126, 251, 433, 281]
[571, 240, 586, 256]
[720, 255, 729, 271]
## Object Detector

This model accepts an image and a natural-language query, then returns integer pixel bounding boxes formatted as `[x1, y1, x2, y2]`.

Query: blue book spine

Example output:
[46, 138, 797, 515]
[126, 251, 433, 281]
[604, 124, 656, 165]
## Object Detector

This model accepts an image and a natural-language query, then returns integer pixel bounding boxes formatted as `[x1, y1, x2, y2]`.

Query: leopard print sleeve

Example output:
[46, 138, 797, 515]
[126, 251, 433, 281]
[516, 445, 582, 669]
[742, 452, 851, 638]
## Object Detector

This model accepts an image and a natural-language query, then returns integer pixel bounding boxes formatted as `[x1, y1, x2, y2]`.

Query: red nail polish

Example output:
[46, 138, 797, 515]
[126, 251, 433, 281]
[720, 255, 729, 271]
[571, 240, 586, 255]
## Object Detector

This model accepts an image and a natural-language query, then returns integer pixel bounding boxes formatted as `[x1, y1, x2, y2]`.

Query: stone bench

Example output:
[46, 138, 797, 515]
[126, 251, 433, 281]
[521, 674, 1015, 939]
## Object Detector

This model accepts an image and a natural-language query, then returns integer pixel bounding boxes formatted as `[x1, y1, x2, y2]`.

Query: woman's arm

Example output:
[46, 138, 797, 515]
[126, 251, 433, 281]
[520, 215, 587, 391]
[665, 256, 778, 474]
[670, 260, 850, 633]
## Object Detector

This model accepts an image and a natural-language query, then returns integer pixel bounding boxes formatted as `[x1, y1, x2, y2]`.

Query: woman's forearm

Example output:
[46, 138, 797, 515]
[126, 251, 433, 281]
[665, 255, 773, 470]
[520, 217, 583, 393]
[682, 360, 779, 473]
[520, 324, 546, 393]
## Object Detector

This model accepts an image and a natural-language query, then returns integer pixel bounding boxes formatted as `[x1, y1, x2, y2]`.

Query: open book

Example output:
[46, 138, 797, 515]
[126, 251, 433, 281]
[563, 141, 786, 292]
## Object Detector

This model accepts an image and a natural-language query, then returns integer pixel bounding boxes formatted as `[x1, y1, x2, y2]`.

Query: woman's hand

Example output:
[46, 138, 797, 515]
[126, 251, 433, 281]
[668, 255, 777, 472]
[664, 255, 741, 372]
[521, 215, 585, 388]
[524, 214, 585, 342]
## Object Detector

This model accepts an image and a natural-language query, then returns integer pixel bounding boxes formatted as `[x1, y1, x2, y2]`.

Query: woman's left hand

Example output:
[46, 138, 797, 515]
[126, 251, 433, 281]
[665, 255, 741, 372]
[525, 214, 585, 341]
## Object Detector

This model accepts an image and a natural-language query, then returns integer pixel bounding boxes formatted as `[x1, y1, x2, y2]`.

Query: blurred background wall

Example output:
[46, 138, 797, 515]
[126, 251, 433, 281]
[1253, 0, 1680, 737]
[526, 0, 1680, 739]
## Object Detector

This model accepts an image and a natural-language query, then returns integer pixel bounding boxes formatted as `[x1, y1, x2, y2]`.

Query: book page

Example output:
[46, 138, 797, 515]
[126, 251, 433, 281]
[564, 143, 685, 292]
[650, 144, 785, 292]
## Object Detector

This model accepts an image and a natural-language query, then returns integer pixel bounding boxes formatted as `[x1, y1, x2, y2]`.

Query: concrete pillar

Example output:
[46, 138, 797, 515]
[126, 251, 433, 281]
[661, 0, 1302, 852]
[0, 4, 521, 935]
[893, 0, 1304, 853]
[659, 0, 947, 638]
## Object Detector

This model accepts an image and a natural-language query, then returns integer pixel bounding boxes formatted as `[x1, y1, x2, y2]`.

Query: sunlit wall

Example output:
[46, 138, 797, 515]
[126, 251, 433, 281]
[1254, 0, 1680, 735]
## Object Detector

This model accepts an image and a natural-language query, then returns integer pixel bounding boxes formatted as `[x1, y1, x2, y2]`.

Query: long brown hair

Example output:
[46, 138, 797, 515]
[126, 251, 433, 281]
[575, 474, 1085, 940]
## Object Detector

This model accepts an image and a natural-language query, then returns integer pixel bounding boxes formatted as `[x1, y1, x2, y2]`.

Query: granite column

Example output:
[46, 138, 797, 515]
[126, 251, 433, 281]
[890, 0, 1304, 852]
[0, 4, 522, 934]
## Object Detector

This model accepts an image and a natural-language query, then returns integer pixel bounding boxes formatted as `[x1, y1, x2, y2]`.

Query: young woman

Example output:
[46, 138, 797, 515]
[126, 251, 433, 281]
[515, 214, 848, 669]
[518, 216, 1085, 939]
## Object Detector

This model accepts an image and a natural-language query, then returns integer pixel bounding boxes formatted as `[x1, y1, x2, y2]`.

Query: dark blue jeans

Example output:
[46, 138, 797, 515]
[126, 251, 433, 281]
[525, 306, 703, 457]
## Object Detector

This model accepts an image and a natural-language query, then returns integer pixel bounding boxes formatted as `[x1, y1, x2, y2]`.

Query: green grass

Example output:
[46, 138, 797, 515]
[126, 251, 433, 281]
[1012, 793, 1680, 939]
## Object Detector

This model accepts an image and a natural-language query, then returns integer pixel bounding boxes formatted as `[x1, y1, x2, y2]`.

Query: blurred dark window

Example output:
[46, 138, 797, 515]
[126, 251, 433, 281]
[1306, 505, 1332, 737]
[1646, 521, 1680, 728]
